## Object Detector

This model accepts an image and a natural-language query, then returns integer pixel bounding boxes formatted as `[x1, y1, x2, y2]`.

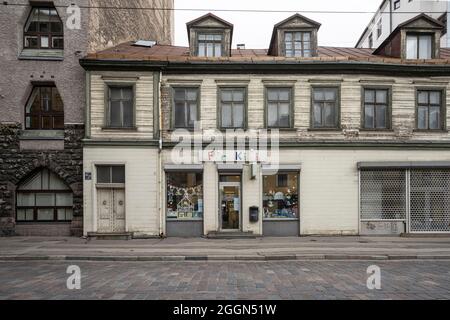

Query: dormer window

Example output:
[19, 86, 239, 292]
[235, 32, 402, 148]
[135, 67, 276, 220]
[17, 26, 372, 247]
[406, 33, 433, 59]
[186, 13, 233, 57]
[284, 31, 311, 57]
[197, 33, 223, 57]
[268, 14, 321, 57]
[24, 6, 63, 50]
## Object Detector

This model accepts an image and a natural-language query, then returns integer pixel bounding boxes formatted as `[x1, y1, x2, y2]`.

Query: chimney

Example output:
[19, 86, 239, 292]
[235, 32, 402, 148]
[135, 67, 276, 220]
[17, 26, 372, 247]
[237, 44, 245, 50]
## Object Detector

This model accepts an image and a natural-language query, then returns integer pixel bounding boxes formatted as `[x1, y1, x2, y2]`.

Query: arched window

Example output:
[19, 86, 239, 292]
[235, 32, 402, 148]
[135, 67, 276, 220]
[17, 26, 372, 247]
[24, 6, 63, 49]
[25, 85, 64, 130]
[16, 168, 73, 222]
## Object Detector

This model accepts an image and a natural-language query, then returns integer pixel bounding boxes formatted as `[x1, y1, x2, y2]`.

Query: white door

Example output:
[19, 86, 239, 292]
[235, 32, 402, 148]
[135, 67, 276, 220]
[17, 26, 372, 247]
[97, 188, 126, 233]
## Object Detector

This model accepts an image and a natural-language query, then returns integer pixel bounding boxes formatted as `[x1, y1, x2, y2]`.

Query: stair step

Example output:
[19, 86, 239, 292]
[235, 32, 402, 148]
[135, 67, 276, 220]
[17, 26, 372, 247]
[207, 231, 256, 239]
[87, 232, 133, 240]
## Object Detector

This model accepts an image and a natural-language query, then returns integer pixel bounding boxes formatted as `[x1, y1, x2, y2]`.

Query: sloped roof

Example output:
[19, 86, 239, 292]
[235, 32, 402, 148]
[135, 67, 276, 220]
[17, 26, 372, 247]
[83, 42, 450, 64]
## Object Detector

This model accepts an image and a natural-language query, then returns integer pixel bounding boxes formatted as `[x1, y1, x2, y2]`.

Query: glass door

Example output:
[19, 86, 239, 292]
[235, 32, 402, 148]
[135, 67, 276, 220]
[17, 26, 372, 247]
[219, 175, 241, 231]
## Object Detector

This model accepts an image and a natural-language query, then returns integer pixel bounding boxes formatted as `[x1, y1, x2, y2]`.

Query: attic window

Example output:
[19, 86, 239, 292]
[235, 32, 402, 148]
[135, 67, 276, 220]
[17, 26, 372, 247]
[406, 34, 433, 59]
[284, 31, 311, 57]
[197, 33, 223, 57]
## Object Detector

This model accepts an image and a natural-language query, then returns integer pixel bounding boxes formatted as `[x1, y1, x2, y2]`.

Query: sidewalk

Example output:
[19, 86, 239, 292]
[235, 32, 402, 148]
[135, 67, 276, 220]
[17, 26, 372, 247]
[1, 236, 450, 262]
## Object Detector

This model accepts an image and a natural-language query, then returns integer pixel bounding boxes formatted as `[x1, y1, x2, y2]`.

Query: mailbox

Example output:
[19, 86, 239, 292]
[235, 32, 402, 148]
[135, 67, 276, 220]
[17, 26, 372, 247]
[249, 206, 259, 223]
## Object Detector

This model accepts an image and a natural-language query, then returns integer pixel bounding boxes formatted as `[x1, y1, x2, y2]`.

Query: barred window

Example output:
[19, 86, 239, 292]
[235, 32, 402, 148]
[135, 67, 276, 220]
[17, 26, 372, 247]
[360, 170, 406, 220]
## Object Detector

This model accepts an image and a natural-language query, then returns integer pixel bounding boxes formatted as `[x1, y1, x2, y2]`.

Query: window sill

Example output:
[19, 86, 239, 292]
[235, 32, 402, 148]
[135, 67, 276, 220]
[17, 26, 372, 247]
[101, 127, 138, 131]
[263, 218, 299, 221]
[20, 130, 64, 140]
[16, 221, 71, 224]
[166, 218, 204, 222]
[413, 129, 448, 133]
[307, 128, 342, 132]
[359, 129, 394, 132]
[19, 49, 64, 61]
[266, 128, 297, 132]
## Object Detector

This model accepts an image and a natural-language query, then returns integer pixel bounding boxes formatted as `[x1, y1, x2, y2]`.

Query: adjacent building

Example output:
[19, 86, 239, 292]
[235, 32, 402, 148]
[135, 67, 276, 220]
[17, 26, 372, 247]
[356, 0, 448, 48]
[0, 0, 174, 236]
[80, 12, 450, 238]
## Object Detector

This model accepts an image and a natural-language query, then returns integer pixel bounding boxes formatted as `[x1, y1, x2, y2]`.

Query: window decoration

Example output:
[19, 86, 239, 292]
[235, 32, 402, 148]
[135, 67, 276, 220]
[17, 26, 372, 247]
[167, 173, 203, 220]
[263, 173, 299, 219]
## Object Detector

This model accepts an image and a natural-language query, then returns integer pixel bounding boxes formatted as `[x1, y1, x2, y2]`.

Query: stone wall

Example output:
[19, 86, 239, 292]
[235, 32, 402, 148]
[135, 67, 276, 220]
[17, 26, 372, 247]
[0, 123, 84, 237]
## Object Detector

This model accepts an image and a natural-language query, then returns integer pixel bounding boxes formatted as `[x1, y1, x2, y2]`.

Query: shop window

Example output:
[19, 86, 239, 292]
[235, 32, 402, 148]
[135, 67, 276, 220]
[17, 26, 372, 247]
[312, 87, 340, 129]
[266, 87, 293, 128]
[25, 85, 64, 130]
[263, 172, 299, 219]
[166, 172, 203, 220]
[173, 87, 199, 128]
[16, 168, 73, 222]
[24, 6, 63, 49]
[219, 87, 246, 129]
[107, 86, 134, 128]
[96, 166, 125, 184]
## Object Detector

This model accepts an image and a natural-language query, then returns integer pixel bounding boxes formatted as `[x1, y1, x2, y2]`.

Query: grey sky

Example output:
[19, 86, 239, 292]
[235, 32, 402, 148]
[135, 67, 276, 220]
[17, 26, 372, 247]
[174, 0, 382, 48]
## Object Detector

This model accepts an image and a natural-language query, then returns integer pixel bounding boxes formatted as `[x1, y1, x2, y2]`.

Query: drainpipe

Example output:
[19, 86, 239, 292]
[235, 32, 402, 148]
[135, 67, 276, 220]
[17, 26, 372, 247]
[157, 70, 164, 238]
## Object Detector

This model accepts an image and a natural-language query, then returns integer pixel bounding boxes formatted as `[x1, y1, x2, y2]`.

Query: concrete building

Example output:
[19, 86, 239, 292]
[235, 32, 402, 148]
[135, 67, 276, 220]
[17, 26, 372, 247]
[80, 13, 450, 238]
[0, 0, 174, 236]
[356, 0, 448, 49]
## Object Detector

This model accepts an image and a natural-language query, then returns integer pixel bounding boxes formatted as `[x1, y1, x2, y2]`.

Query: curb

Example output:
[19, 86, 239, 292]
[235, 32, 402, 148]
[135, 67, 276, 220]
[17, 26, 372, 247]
[1, 254, 450, 262]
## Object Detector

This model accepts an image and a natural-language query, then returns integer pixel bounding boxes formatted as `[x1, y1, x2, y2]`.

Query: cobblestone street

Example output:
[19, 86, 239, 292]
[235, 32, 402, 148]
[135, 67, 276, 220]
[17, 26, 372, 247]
[0, 260, 449, 300]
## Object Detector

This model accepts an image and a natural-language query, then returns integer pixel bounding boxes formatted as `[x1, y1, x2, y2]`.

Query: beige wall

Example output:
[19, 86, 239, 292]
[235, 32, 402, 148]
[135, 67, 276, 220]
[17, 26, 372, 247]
[89, 71, 156, 140]
[161, 74, 450, 142]
[83, 146, 160, 236]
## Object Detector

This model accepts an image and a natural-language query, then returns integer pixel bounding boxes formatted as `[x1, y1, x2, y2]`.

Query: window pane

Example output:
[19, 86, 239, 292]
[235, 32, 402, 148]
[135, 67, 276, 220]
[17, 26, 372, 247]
[233, 90, 244, 102]
[174, 88, 185, 101]
[429, 106, 441, 130]
[313, 90, 325, 101]
[418, 91, 429, 104]
[36, 193, 55, 206]
[365, 90, 375, 103]
[198, 43, 205, 57]
[279, 103, 290, 127]
[324, 103, 335, 126]
[267, 103, 278, 127]
[418, 106, 428, 129]
[97, 166, 111, 183]
[42, 116, 52, 129]
[52, 88, 63, 112]
[51, 21, 62, 33]
[25, 36, 38, 48]
[110, 88, 122, 100]
[418, 35, 432, 59]
[37, 209, 54, 221]
[187, 89, 197, 101]
[313, 103, 322, 126]
[57, 209, 67, 221]
[122, 100, 133, 127]
[40, 36, 49, 48]
[364, 105, 375, 128]
[122, 87, 133, 100]
[56, 193, 73, 206]
[279, 89, 290, 101]
[109, 101, 121, 127]
[376, 90, 387, 104]
[188, 103, 197, 126]
[267, 89, 278, 101]
[376, 105, 387, 128]
[233, 104, 244, 128]
[214, 43, 222, 57]
[17, 209, 26, 221]
[324, 89, 336, 101]
[17, 193, 35, 206]
[284, 33, 292, 41]
[53, 116, 64, 129]
[429, 91, 441, 105]
[112, 166, 125, 183]
[174, 102, 186, 127]
[221, 103, 232, 127]
[406, 36, 418, 59]
[221, 90, 232, 102]
[206, 42, 213, 57]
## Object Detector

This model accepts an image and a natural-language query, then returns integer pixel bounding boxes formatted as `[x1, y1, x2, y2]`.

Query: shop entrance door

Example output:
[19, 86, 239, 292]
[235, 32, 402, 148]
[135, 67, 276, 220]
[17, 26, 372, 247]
[97, 188, 126, 233]
[219, 175, 241, 231]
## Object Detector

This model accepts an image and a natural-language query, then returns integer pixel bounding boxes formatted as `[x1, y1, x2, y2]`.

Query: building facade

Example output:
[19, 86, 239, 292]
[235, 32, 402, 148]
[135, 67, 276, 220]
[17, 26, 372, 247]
[356, 0, 448, 49]
[0, 0, 174, 236]
[80, 13, 450, 238]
